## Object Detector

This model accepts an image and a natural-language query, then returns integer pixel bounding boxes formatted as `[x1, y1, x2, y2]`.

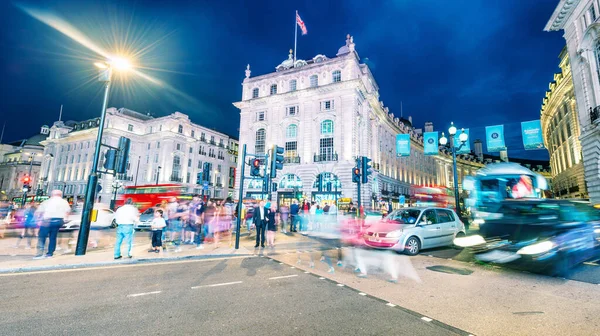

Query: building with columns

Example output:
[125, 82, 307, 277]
[40, 108, 238, 204]
[545, 0, 600, 205]
[540, 47, 587, 199]
[234, 35, 490, 208]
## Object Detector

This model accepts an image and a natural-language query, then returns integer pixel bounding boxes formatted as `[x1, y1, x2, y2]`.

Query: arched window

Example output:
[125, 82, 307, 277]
[178, 125, 183, 134]
[248, 179, 264, 189]
[252, 88, 259, 98]
[286, 124, 297, 138]
[310, 75, 318, 87]
[279, 174, 302, 189]
[289, 79, 297, 92]
[320, 120, 334, 135]
[255, 128, 266, 155]
[332, 70, 341, 83]
[270, 84, 278, 95]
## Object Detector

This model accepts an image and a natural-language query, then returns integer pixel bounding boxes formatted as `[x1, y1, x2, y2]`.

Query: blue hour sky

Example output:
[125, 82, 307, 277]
[0, 0, 564, 160]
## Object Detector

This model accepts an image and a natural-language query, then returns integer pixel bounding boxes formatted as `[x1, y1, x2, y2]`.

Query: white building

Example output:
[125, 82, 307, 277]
[40, 108, 239, 204]
[234, 35, 475, 208]
[0, 129, 46, 202]
[546, 0, 600, 204]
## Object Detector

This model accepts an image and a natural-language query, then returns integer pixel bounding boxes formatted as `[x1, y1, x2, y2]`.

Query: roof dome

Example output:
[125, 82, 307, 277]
[336, 34, 355, 56]
[24, 133, 47, 146]
[276, 50, 295, 71]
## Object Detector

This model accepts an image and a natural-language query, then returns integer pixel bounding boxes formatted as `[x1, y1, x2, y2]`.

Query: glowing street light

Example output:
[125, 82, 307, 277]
[439, 122, 468, 217]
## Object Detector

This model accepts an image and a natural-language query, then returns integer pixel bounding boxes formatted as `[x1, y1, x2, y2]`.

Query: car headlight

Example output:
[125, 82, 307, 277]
[517, 241, 555, 255]
[454, 235, 485, 247]
[386, 230, 403, 238]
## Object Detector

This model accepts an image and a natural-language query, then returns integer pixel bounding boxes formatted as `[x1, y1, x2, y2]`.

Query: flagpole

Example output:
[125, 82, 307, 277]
[294, 10, 298, 63]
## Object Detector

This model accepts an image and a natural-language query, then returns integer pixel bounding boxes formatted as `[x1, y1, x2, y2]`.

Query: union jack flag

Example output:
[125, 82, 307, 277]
[296, 12, 307, 35]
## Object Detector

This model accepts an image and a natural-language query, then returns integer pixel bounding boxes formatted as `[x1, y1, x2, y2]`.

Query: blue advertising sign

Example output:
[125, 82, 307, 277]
[399, 195, 406, 205]
[203, 181, 209, 190]
[521, 120, 545, 150]
[396, 134, 411, 157]
[423, 132, 439, 155]
[485, 124, 506, 152]
[454, 128, 470, 154]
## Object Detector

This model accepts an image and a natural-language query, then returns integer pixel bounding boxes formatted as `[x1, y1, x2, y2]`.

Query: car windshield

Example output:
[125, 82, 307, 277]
[386, 209, 421, 224]
[142, 208, 155, 215]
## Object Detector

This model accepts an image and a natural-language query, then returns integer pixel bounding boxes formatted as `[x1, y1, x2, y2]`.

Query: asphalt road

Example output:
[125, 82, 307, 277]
[0, 256, 465, 336]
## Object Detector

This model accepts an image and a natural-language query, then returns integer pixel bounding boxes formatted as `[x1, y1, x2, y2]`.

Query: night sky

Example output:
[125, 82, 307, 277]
[0, 0, 564, 160]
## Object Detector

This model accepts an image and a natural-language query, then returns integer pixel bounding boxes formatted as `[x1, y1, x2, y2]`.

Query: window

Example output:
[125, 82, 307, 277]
[255, 129, 266, 155]
[289, 79, 297, 91]
[270, 84, 277, 95]
[67, 144, 71, 151]
[186, 172, 191, 184]
[211, 135, 215, 143]
[154, 154, 158, 163]
[146, 155, 149, 164]
[77, 154, 81, 163]
[436, 210, 454, 223]
[176, 143, 181, 151]
[198, 160, 203, 169]
[217, 164, 222, 173]
[172, 155, 181, 178]
[84, 154, 88, 162]
[332, 70, 341, 83]
[285, 141, 298, 159]
[421, 210, 438, 224]
[286, 106, 297, 116]
[157, 142, 160, 148]
[128, 124, 133, 132]
[252, 88, 259, 98]
[147, 144, 151, 150]
[189, 147, 193, 154]
[79, 143, 83, 149]
[319, 138, 334, 159]
[286, 124, 297, 138]
[321, 120, 334, 135]
[191, 130, 195, 138]
[188, 159, 192, 167]
[321, 100, 334, 111]
[178, 125, 183, 134]
[257, 111, 266, 121]
[310, 75, 318, 87]
[591, 5, 597, 22]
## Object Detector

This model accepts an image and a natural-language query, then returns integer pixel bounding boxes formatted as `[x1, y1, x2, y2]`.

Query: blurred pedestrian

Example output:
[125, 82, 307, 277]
[309, 201, 317, 231]
[187, 195, 201, 244]
[0, 209, 13, 239]
[290, 199, 299, 233]
[223, 197, 236, 246]
[113, 198, 140, 259]
[14, 203, 37, 248]
[34, 190, 70, 259]
[166, 197, 182, 252]
[347, 202, 357, 218]
[266, 203, 278, 248]
[245, 201, 255, 234]
[279, 203, 289, 234]
[149, 209, 166, 253]
[203, 201, 218, 247]
[253, 201, 267, 248]
[195, 198, 206, 250]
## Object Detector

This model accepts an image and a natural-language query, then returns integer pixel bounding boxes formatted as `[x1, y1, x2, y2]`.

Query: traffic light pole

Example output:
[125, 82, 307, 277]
[234, 144, 247, 250]
[76, 76, 111, 256]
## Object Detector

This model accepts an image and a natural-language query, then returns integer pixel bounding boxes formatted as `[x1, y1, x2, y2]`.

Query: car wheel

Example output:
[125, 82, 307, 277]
[405, 236, 421, 256]
[110, 219, 117, 229]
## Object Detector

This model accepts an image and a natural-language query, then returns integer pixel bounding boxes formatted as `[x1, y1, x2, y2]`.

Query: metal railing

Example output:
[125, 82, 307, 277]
[284, 156, 301, 164]
[313, 153, 338, 162]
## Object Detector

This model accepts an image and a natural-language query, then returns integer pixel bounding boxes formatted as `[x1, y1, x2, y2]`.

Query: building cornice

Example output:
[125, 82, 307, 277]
[544, 0, 580, 32]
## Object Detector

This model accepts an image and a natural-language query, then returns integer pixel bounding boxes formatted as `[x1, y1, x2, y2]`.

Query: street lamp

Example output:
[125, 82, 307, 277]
[156, 166, 162, 185]
[439, 122, 468, 217]
[76, 56, 131, 256]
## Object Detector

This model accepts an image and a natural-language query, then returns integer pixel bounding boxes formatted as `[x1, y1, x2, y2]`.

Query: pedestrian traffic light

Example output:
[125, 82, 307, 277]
[270, 145, 284, 178]
[250, 158, 261, 177]
[196, 172, 203, 185]
[272, 182, 278, 192]
[115, 136, 131, 174]
[103, 149, 117, 170]
[361, 156, 372, 184]
[352, 167, 361, 183]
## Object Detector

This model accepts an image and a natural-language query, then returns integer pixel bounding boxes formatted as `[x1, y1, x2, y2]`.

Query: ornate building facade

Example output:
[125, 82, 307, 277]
[540, 47, 587, 199]
[234, 35, 487, 208]
[546, 0, 600, 204]
[40, 108, 238, 204]
[0, 129, 46, 201]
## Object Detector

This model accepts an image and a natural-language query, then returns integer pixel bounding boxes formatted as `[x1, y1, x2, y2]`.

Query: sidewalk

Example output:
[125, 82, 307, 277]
[0, 229, 312, 273]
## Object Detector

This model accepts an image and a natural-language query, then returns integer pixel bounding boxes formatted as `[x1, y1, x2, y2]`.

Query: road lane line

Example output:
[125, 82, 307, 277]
[386, 303, 396, 307]
[191, 281, 243, 289]
[583, 262, 599, 266]
[127, 291, 161, 298]
[421, 317, 433, 322]
[269, 274, 298, 280]
[358, 292, 367, 296]
[337, 284, 345, 287]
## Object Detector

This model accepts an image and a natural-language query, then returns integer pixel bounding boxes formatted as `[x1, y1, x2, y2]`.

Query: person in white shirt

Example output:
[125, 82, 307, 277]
[113, 198, 140, 259]
[149, 209, 166, 253]
[34, 189, 71, 259]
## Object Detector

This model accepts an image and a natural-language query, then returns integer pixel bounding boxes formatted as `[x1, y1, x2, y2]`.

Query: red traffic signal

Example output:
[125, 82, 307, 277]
[250, 158, 262, 177]
[22, 175, 31, 184]
[252, 159, 260, 168]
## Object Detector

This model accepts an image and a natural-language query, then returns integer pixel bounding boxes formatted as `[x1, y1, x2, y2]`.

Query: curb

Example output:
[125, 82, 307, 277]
[0, 252, 254, 274]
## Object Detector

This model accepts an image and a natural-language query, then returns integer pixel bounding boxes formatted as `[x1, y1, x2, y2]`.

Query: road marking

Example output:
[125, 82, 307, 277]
[386, 303, 396, 307]
[269, 275, 298, 280]
[421, 317, 433, 322]
[337, 284, 345, 287]
[358, 292, 367, 296]
[127, 291, 161, 298]
[0, 255, 255, 277]
[191, 281, 243, 289]
[583, 262, 599, 266]
[279, 262, 284, 265]
[303, 271, 309, 274]
[319, 277, 325, 280]
[290, 266, 295, 269]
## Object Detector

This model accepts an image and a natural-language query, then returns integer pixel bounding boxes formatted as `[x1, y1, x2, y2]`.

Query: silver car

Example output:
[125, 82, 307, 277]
[363, 207, 466, 255]
[134, 207, 156, 231]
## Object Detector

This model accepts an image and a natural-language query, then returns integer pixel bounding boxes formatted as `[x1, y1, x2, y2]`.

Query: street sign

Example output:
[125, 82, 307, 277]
[203, 181, 209, 190]
[399, 195, 405, 205]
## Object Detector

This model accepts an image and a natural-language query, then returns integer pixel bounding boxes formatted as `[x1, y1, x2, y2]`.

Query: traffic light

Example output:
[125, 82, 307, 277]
[352, 167, 361, 183]
[22, 175, 31, 185]
[270, 145, 284, 178]
[196, 172, 203, 185]
[315, 174, 323, 191]
[272, 182, 278, 192]
[361, 156, 372, 184]
[250, 158, 261, 177]
[203, 162, 211, 183]
[115, 136, 131, 174]
[103, 149, 117, 170]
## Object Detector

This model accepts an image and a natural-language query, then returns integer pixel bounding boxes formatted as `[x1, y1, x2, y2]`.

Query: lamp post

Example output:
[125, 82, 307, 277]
[76, 56, 131, 256]
[439, 122, 468, 217]
[156, 166, 162, 185]
[111, 180, 123, 210]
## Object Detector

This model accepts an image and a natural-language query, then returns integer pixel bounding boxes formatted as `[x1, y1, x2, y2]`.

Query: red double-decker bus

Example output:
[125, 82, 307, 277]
[116, 184, 187, 211]
[410, 185, 455, 209]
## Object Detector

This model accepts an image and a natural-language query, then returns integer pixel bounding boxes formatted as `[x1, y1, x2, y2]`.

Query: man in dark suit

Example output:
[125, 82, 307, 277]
[253, 201, 267, 248]
[289, 199, 299, 232]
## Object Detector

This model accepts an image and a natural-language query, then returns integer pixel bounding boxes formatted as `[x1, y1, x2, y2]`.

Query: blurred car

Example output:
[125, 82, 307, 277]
[61, 205, 116, 231]
[454, 199, 600, 276]
[363, 207, 466, 255]
[135, 207, 156, 231]
[362, 210, 383, 227]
